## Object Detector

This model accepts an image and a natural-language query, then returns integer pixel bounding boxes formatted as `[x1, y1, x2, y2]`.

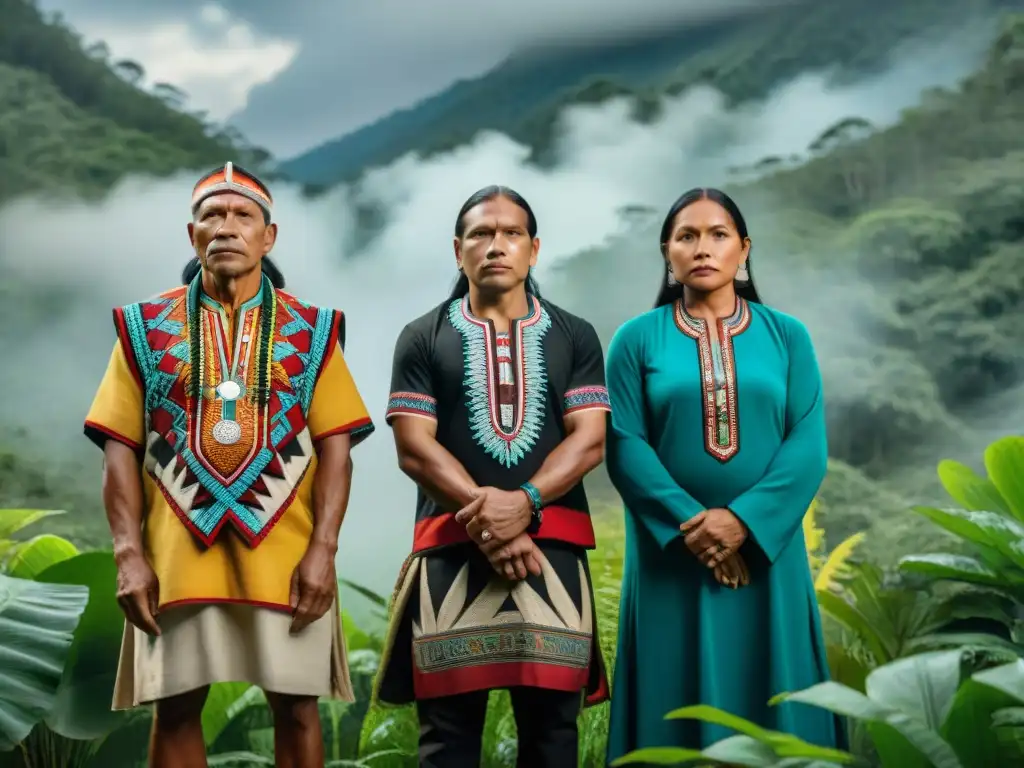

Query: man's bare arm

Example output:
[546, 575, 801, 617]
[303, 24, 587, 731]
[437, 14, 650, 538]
[392, 417, 479, 511]
[103, 440, 161, 636]
[310, 433, 354, 553]
[103, 441, 145, 564]
[290, 433, 354, 632]
[524, 410, 606, 503]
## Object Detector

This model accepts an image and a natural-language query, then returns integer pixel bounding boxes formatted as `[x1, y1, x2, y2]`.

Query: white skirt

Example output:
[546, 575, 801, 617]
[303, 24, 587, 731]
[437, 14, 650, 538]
[111, 600, 352, 708]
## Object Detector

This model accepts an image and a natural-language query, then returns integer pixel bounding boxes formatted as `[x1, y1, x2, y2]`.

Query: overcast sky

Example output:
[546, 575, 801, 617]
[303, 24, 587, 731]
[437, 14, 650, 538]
[37, 0, 779, 158]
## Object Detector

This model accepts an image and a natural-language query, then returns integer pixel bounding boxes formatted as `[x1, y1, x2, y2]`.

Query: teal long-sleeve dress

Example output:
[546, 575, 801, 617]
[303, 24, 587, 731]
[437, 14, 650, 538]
[604, 298, 841, 763]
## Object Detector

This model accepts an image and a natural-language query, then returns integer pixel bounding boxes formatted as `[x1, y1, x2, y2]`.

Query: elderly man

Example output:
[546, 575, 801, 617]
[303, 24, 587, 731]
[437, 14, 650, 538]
[84, 163, 374, 768]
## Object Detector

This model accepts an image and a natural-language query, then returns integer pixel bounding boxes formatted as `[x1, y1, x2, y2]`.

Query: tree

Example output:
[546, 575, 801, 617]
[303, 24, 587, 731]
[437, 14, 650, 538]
[151, 81, 186, 110]
[112, 59, 144, 85]
[808, 116, 874, 155]
[84, 41, 109, 62]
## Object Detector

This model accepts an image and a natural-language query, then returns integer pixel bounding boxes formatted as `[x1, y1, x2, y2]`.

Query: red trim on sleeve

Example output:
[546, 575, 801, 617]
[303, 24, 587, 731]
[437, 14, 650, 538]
[83, 421, 143, 452]
[313, 416, 374, 443]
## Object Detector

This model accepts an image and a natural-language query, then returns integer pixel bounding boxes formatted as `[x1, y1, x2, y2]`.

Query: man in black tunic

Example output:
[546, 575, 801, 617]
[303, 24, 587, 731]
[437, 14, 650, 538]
[374, 186, 611, 767]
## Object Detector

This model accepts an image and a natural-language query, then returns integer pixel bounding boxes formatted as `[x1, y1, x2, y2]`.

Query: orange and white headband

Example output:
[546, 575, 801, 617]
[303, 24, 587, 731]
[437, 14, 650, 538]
[191, 162, 273, 218]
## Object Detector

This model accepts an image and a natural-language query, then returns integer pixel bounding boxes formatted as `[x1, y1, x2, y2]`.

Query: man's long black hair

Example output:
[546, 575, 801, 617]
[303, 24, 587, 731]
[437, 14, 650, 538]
[653, 187, 762, 309]
[448, 185, 541, 300]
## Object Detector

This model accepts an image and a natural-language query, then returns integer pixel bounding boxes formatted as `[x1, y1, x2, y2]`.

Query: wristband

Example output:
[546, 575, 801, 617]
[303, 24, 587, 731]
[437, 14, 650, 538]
[520, 482, 544, 523]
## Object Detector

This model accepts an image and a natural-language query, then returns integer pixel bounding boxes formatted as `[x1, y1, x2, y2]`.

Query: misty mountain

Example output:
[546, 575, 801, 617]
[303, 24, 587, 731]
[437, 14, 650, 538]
[279, 0, 1024, 187]
[0, 0, 262, 204]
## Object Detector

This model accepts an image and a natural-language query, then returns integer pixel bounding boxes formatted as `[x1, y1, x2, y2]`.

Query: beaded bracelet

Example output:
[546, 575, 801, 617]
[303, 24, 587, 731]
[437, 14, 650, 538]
[520, 482, 543, 518]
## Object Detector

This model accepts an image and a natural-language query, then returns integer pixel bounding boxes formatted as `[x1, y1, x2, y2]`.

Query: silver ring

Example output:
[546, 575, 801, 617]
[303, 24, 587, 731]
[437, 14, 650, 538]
[481, 530, 492, 542]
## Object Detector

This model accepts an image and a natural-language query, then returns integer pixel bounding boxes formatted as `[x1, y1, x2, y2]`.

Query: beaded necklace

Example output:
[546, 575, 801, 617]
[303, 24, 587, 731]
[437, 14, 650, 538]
[186, 271, 277, 444]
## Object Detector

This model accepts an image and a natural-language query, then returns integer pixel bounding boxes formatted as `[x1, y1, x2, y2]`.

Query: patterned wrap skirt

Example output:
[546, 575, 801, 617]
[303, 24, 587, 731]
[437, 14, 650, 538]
[374, 541, 608, 705]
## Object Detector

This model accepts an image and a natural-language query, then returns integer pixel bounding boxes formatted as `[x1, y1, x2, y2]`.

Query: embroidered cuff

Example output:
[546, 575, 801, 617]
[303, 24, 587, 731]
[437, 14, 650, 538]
[563, 386, 611, 414]
[385, 391, 437, 422]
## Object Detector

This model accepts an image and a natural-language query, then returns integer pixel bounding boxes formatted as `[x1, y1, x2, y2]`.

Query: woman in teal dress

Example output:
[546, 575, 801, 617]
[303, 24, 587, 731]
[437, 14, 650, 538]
[604, 188, 842, 762]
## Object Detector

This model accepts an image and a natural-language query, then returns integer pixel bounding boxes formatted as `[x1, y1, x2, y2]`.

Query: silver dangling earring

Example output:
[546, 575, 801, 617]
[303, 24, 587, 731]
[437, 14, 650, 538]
[736, 263, 749, 282]
[666, 266, 678, 286]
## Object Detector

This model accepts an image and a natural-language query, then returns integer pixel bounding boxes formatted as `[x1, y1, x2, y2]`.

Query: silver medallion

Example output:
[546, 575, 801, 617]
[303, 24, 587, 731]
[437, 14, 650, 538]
[212, 419, 242, 445]
[216, 380, 242, 401]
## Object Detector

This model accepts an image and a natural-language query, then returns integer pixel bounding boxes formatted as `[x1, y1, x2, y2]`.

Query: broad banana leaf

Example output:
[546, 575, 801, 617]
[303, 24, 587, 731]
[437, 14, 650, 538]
[6, 534, 79, 580]
[985, 436, 1024, 522]
[0, 573, 88, 751]
[937, 460, 1010, 516]
[34, 551, 126, 740]
[0, 509, 65, 540]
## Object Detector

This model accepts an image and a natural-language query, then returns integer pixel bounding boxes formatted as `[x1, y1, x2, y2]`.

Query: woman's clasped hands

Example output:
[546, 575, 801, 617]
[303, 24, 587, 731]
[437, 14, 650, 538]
[681, 507, 751, 589]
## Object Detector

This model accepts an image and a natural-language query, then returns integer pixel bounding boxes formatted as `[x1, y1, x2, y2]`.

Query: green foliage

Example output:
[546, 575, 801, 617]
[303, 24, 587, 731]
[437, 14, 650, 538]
[0, 573, 88, 751]
[899, 436, 1024, 637]
[612, 649, 1024, 767]
[0, 509, 79, 578]
[33, 552, 126, 740]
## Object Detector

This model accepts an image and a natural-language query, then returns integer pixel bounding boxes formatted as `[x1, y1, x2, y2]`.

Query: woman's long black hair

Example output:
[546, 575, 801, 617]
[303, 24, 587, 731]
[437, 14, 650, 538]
[448, 185, 541, 300]
[653, 187, 762, 309]
[181, 255, 285, 289]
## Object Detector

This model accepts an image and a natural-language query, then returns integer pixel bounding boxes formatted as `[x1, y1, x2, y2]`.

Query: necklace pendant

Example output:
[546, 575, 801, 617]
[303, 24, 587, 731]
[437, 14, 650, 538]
[215, 379, 243, 401]
[212, 419, 242, 445]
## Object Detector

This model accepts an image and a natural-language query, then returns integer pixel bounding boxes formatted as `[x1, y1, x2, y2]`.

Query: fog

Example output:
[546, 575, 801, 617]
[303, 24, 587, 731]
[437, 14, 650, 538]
[0, 26, 993, 601]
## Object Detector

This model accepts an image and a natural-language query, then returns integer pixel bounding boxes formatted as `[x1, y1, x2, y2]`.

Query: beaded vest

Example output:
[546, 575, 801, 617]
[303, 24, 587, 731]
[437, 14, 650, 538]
[114, 274, 340, 547]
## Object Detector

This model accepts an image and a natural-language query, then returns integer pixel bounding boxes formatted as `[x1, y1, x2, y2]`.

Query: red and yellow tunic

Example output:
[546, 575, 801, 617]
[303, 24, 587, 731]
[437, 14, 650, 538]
[84, 277, 373, 611]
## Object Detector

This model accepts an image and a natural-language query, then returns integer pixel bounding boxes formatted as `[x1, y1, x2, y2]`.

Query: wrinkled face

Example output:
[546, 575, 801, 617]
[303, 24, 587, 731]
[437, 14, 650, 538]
[454, 196, 538, 293]
[188, 192, 277, 280]
[663, 198, 750, 294]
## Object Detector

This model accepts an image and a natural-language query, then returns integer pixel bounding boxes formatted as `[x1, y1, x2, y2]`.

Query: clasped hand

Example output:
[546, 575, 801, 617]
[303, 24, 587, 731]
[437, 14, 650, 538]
[454, 487, 541, 581]
[681, 507, 748, 567]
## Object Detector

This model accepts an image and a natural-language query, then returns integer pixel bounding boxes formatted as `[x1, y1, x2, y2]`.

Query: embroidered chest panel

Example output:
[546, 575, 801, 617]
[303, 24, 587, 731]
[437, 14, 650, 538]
[447, 295, 551, 468]
[119, 280, 336, 546]
[674, 298, 751, 463]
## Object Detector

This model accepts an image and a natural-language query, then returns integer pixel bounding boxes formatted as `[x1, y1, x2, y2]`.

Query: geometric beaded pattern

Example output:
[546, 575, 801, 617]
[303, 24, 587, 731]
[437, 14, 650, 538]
[117, 284, 337, 547]
[385, 392, 438, 421]
[563, 386, 611, 415]
[673, 298, 751, 463]
[447, 295, 552, 469]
